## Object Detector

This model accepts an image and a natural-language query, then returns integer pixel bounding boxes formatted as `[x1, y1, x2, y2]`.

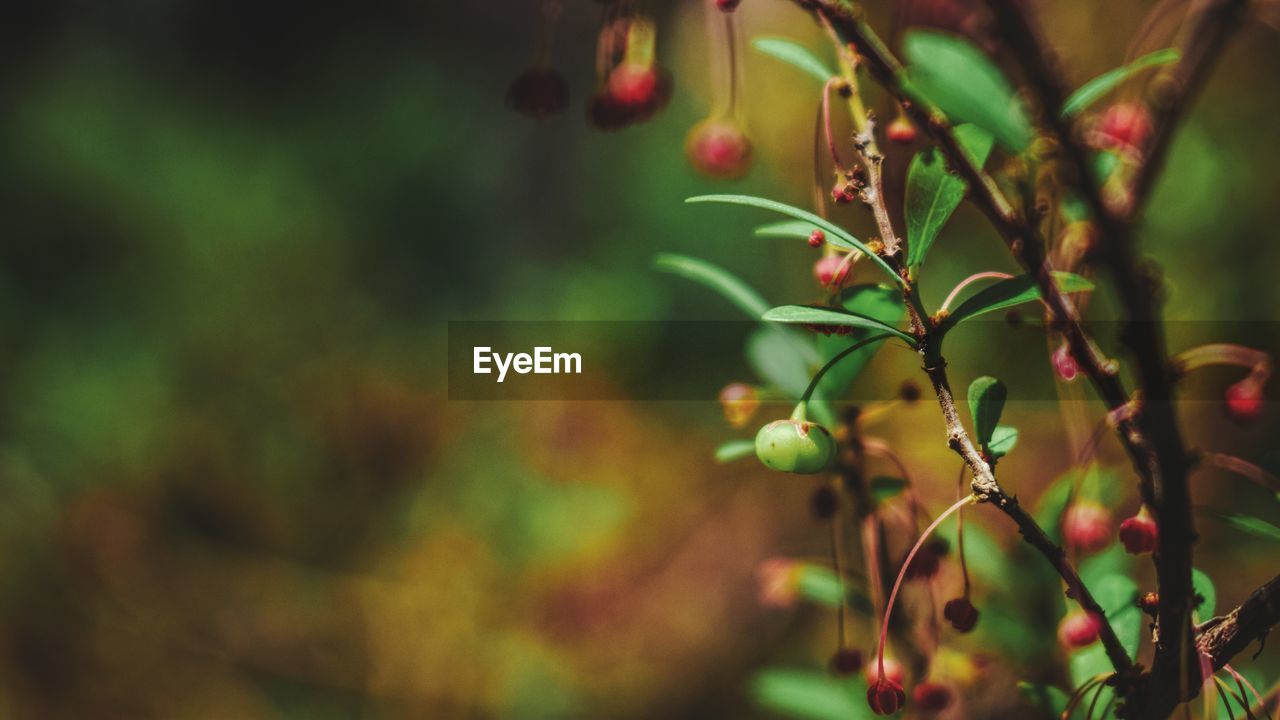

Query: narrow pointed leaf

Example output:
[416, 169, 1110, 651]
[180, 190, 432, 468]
[686, 195, 904, 285]
[654, 253, 769, 319]
[751, 37, 835, 83]
[1062, 48, 1180, 119]
[902, 31, 1034, 152]
[715, 439, 756, 463]
[967, 376, 1007, 446]
[746, 326, 814, 399]
[1210, 511, 1280, 542]
[762, 305, 915, 345]
[754, 220, 818, 239]
[945, 272, 1094, 326]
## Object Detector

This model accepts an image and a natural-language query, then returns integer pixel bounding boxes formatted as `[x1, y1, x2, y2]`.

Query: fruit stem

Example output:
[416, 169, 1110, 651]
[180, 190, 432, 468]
[938, 271, 1016, 314]
[796, 333, 895, 410]
[876, 494, 976, 676]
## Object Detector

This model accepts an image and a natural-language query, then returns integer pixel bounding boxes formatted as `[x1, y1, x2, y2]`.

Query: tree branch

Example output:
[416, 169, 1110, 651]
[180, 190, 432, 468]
[1198, 574, 1280, 672]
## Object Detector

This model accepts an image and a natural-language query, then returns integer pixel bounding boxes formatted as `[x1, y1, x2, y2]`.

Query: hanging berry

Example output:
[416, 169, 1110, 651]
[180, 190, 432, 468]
[505, 0, 569, 119]
[754, 418, 838, 473]
[912, 681, 955, 712]
[943, 597, 979, 632]
[1118, 506, 1159, 554]
[686, 0, 754, 179]
[1062, 502, 1114, 555]
[1058, 610, 1103, 649]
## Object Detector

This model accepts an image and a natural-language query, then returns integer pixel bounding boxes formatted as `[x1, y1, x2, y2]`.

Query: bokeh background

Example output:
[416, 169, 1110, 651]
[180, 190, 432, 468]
[1, 0, 1279, 717]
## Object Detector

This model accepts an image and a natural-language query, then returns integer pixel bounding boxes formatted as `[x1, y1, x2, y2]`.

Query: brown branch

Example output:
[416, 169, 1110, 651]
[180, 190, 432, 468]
[1197, 574, 1280, 673]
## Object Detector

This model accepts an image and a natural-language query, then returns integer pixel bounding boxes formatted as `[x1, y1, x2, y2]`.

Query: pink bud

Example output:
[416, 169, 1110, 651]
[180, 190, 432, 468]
[1118, 508, 1158, 555]
[1062, 503, 1113, 555]
[1058, 610, 1103, 649]
[865, 656, 905, 686]
[686, 118, 753, 179]
[886, 115, 917, 144]
[807, 229, 826, 248]
[1096, 102, 1153, 151]
[813, 255, 850, 288]
[1052, 342, 1080, 382]
[1225, 380, 1264, 424]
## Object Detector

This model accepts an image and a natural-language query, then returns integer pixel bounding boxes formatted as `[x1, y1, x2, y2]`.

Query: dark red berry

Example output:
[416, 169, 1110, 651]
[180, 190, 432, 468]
[899, 380, 921, 403]
[1096, 102, 1152, 151]
[811, 485, 840, 520]
[1062, 503, 1113, 555]
[943, 597, 979, 633]
[904, 543, 941, 580]
[1225, 380, 1264, 424]
[867, 679, 907, 715]
[1052, 342, 1080, 382]
[1139, 591, 1159, 616]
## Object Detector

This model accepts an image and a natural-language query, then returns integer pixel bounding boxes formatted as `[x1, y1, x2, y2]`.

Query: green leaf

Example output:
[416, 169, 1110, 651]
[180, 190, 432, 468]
[762, 305, 916, 345]
[746, 327, 814, 399]
[945, 272, 1095, 326]
[795, 564, 873, 614]
[1061, 48, 1180, 119]
[967, 376, 1007, 446]
[869, 476, 907, 503]
[686, 195, 904, 285]
[752, 669, 871, 720]
[751, 37, 836, 84]
[904, 125, 996, 269]
[902, 31, 1034, 152]
[715, 439, 756, 463]
[989, 424, 1019, 458]
[654, 253, 769, 319]
[755, 220, 819, 239]
[1193, 567, 1216, 619]
[1018, 682, 1070, 718]
[1211, 512, 1280, 542]
[811, 285, 905, 416]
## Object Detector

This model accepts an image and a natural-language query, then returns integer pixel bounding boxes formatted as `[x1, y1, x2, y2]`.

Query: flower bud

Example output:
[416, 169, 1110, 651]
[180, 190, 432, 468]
[1139, 591, 1159, 616]
[829, 647, 863, 676]
[1118, 507, 1158, 555]
[607, 62, 667, 110]
[912, 681, 954, 712]
[755, 419, 837, 474]
[1052, 342, 1080, 382]
[943, 597, 979, 633]
[1096, 102, 1152, 151]
[867, 678, 907, 715]
[1224, 379, 1264, 424]
[1062, 502, 1113, 555]
[808, 229, 826, 248]
[1058, 610, 1102, 649]
[686, 117, 753, 179]
[886, 115, 917, 144]
[813, 255, 850, 288]
[718, 383, 759, 428]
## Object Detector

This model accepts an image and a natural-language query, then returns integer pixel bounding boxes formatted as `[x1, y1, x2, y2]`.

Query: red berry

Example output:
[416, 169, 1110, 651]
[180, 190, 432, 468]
[1058, 610, 1103, 649]
[829, 648, 863, 675]
[1118, 509, 1159, 555]
[813, 255, 849, 287]
[686, 118, 753, 179]
[1052, 343, 1080, 382]
[607, 63, 658, 108]
[1062, 503, 1113, 555]
[715, 0, 741, 10]
[1225, 380, 1264, 424]
[811, 485, 840, 520]
[904, 542, 942, 580]
[831, 182, 858, 204]
[886, 115, 917, 144]
[1097, 102, 1152, 151]
[867, 679, 907, 715]
[912, 681, 954, 712]
[808, 229, 826, 248]
[943, 597, 979, 633]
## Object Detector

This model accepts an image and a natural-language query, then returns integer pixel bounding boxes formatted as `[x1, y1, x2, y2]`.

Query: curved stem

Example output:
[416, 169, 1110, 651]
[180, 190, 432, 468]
[876, 494, 977, 675]
[939, 271, 1016, 313]
[797, 333, 895, 409]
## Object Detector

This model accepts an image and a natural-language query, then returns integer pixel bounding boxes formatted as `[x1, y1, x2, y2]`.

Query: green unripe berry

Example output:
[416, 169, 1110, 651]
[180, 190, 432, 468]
[754, 419, 837, 474]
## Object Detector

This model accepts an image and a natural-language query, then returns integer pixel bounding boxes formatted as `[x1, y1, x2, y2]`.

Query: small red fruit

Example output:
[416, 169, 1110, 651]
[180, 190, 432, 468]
[1096, 102, 1153, 151]
[943, 597, 979, 633]
[813, 255, 850, 288]
[1118, 507, 1159, 555]
[718, 382, 759, 428]
[904, 539, 946, 580]
[1224, 380, 1264, 424]
[867, 678, 907, 715]
[715, 0, 741, 10]
[912, 681, 954, 712]
[831, 182, 858, 204]
[1062, 502, 1114, 555]
[829, 648, 863, 675]
[808, 229, 826, 248]
[686, 118, 753, 179]
[1058, 610, 1103, 649]
[886, 115, 917, 144]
